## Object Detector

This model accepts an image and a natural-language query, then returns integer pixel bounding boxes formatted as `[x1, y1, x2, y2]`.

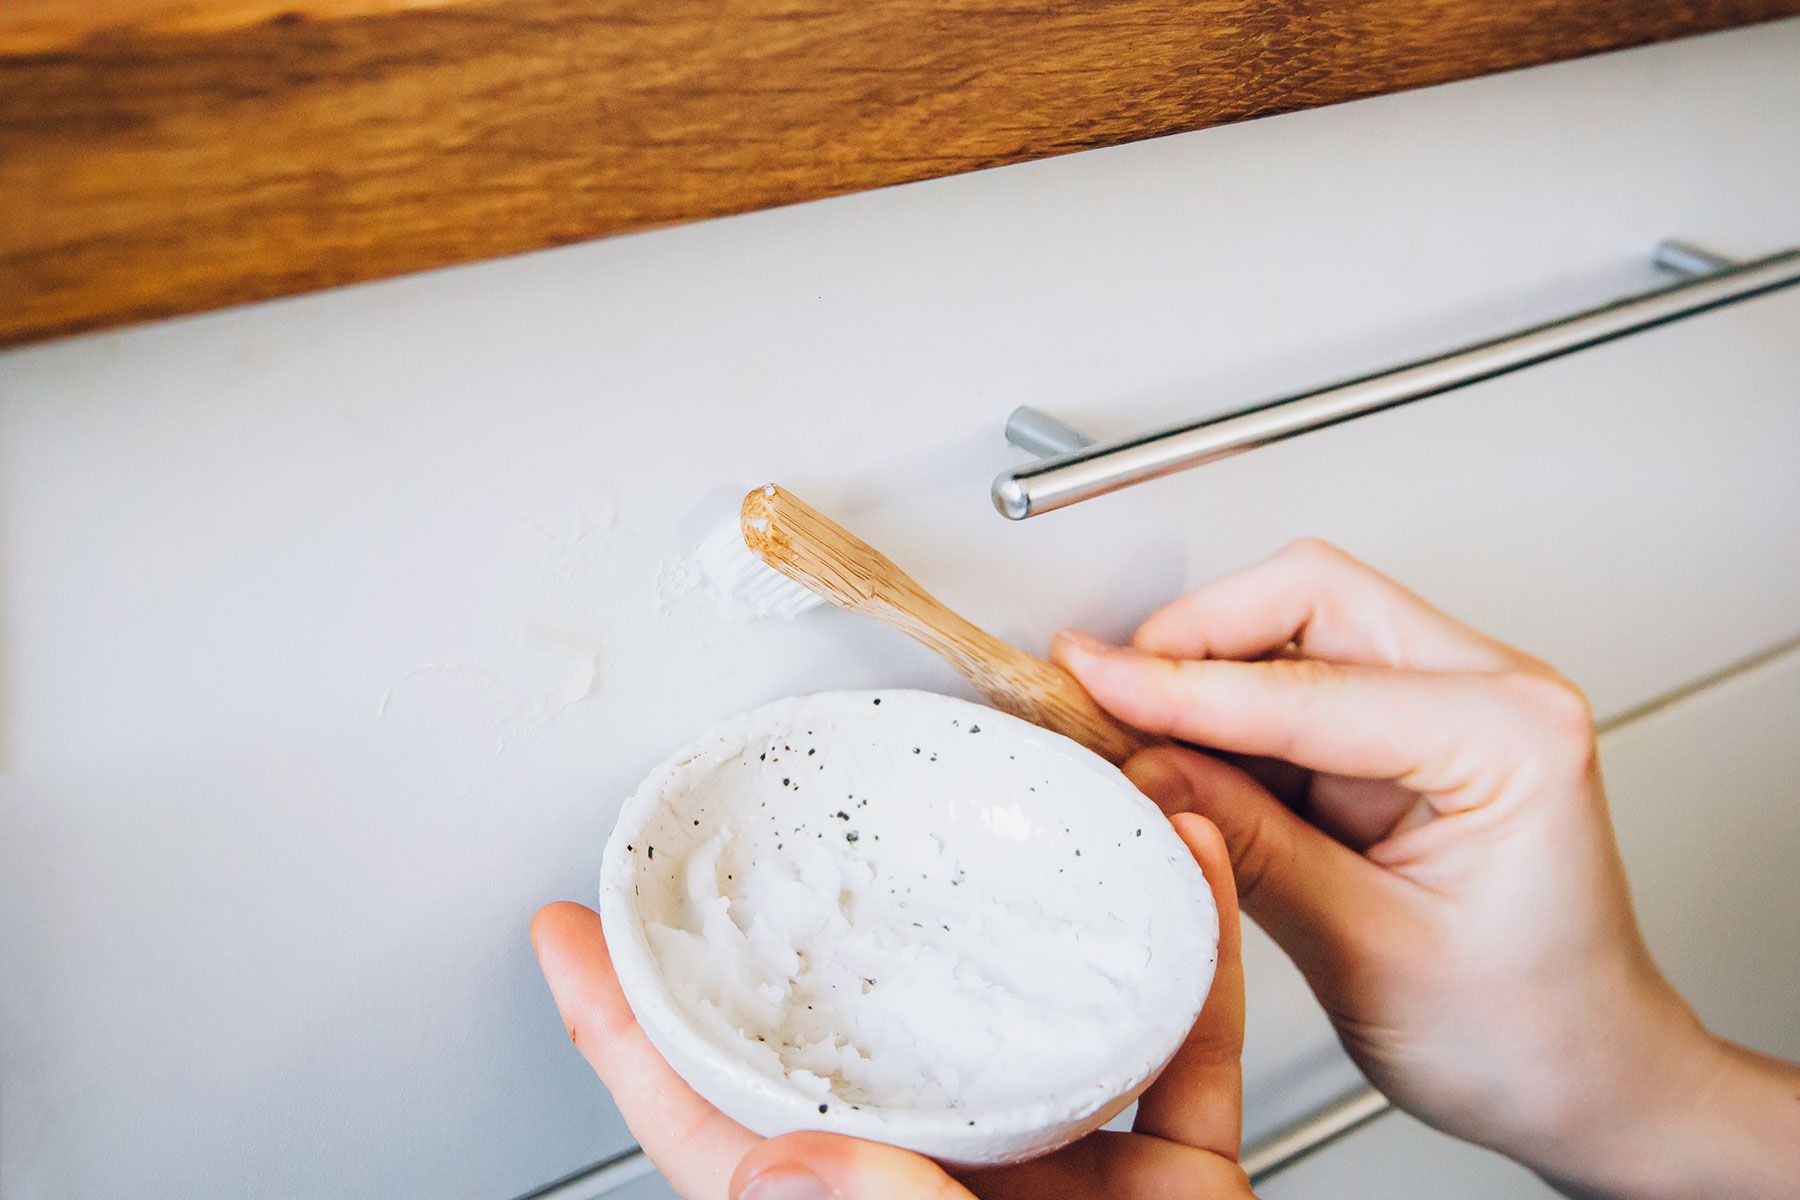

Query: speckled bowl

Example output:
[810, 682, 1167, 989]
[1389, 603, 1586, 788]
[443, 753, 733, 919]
[598, 689, 1218, 1166]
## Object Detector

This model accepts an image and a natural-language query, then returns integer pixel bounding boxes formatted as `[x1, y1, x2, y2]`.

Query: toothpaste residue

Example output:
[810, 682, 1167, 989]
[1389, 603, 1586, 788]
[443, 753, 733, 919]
[519, 493, 619, 585]
[375, 627, 602, 752]
[655, 520, 817, 622]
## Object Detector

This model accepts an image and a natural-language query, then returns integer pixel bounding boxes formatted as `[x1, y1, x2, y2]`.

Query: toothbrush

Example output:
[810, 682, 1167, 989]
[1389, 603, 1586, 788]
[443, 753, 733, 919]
[731, 484, 1147, 766]
[692, 516, 827, 621]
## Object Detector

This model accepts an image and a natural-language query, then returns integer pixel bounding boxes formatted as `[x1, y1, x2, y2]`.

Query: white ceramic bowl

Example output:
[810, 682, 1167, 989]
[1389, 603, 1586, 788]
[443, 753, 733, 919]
[599, 690, 1218, 1166]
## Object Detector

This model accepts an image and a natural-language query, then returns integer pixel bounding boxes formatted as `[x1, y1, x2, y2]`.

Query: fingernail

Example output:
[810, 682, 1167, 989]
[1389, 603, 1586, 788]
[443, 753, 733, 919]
[1055, 628, 1114, 656]
[1125, 752, 1193, 813]
[738, 1168, 834, 1200]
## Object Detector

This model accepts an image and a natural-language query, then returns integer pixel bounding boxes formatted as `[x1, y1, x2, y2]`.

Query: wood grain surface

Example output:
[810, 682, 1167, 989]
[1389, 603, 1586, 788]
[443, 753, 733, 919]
[3, 0, 1796, 347]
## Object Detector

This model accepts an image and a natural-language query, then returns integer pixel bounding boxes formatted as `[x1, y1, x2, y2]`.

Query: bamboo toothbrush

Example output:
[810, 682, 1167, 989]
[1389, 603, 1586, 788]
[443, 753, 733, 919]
[734, 484, 1147, 765]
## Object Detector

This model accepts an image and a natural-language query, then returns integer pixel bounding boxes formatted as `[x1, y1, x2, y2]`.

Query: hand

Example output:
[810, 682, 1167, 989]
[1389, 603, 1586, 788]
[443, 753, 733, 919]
[1052, 538, 1800, 1200]
[532, 815, 1256, 1200]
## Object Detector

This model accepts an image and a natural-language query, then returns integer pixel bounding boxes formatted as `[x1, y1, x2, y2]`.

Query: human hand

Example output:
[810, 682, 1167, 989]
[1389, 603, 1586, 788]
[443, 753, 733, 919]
[1052, 538, 1798, 1199]
[532, 814, 1255, 1200]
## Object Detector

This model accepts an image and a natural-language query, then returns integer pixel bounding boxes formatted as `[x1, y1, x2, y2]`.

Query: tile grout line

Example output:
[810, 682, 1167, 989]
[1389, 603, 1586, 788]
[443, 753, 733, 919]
[519, 629, 1800, 1198]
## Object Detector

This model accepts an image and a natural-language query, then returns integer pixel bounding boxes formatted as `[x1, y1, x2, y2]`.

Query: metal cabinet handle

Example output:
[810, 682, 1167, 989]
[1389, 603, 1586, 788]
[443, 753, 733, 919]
[993, 240, 1800, 519]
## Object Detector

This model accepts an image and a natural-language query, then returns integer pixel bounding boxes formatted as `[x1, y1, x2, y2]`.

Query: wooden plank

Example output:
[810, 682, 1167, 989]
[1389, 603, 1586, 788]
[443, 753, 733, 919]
[2, 1, 1795, 347]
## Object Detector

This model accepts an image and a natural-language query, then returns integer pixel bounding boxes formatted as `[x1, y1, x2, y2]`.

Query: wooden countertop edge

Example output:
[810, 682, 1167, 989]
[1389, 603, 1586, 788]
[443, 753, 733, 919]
[3, 1, 1796, 348]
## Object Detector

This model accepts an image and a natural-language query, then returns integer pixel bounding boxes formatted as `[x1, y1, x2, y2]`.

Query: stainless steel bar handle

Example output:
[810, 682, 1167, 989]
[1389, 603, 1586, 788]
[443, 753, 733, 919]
[1003, 405, 1095, 457]
[993, 244, 1800, 519]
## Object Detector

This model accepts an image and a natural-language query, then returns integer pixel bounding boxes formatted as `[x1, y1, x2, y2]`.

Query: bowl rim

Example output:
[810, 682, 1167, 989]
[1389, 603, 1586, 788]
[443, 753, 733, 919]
[597, 688, 1219, 1161]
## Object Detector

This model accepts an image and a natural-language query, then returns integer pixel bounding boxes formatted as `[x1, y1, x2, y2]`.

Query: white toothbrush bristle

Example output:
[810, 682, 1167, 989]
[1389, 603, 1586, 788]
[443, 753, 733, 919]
[693, 520, 823, 620]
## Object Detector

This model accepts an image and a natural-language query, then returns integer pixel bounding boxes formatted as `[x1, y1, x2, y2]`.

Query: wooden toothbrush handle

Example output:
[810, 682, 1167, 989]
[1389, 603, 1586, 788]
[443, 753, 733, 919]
[741, 485, 1149, 766]
[905, 612, 1151, 766]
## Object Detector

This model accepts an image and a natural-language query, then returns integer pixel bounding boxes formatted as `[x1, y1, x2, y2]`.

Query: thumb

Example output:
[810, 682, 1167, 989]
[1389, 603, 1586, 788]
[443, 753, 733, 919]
[730, 1132, 973, 1200]
[1125, 744, 1393, 978]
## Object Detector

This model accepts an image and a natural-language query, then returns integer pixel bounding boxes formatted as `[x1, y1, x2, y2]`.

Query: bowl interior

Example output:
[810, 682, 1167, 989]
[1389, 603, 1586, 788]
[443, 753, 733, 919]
[602, 690, 1218, 1156]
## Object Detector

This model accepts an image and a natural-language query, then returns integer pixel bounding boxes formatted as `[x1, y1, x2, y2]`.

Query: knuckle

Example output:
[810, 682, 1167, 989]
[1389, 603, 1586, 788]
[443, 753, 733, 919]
[1275, 537, 1385, 601]
[1278, 535, 1346, 567]
[1498, 671, 1597, 770]
[1509, 671, 1595, 733]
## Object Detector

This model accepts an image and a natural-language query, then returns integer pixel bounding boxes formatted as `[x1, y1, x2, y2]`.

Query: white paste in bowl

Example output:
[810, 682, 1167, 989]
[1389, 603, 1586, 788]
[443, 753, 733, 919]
[600, 690, 1218, 1165]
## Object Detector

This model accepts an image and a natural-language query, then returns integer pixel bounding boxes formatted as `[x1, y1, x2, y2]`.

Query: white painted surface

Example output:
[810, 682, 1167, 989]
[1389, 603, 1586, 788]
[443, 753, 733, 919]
[2, 18, 1797, 1200]
[1260, 1110, 1560, 1199]
[605, 1173, 681, 1200]
[1259, 647, 1800, 1198]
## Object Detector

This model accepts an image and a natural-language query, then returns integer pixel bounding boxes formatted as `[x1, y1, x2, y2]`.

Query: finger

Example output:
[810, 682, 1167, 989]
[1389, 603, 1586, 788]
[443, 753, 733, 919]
[1120, 746, 1407, 981]
[731, 1131, 973, 1200]
[1131, 537, 1524, 672]
[531, 902, 758, 1200]
[1056, 636, 1535, 802]
[965, 1130, 1253, 1199]
[1133, 813, 1243, 1157]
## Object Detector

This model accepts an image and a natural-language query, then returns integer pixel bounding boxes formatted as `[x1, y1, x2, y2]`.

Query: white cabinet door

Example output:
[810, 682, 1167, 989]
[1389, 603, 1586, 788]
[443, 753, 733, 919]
[2, 18, 1796, 1200]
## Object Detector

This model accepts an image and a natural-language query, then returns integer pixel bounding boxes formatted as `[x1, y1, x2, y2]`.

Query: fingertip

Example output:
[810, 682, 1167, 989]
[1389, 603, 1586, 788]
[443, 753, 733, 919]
[1170, 812, 1235, 904]
[1129, 744, 1260, 813]
[1051, 627, 1113, 667]
[733, 1132, 964, 1200]
[732, 1163, 831, 1200]
[1170, 810, 1229, 868]
[536, 898, 600, 923]
[530, 904, 621, 1033]
[531, 901, 603, 956]
[1123, 745, 1197, 813]
[1128, 629, 1177, 658]
[531, 899, 584, 932]
[1170, 813, 1244, 1010]
[1054, 632, 1168, 714]
[1128, 601, 1192, 658]
[729, 1132, 830, 1197]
